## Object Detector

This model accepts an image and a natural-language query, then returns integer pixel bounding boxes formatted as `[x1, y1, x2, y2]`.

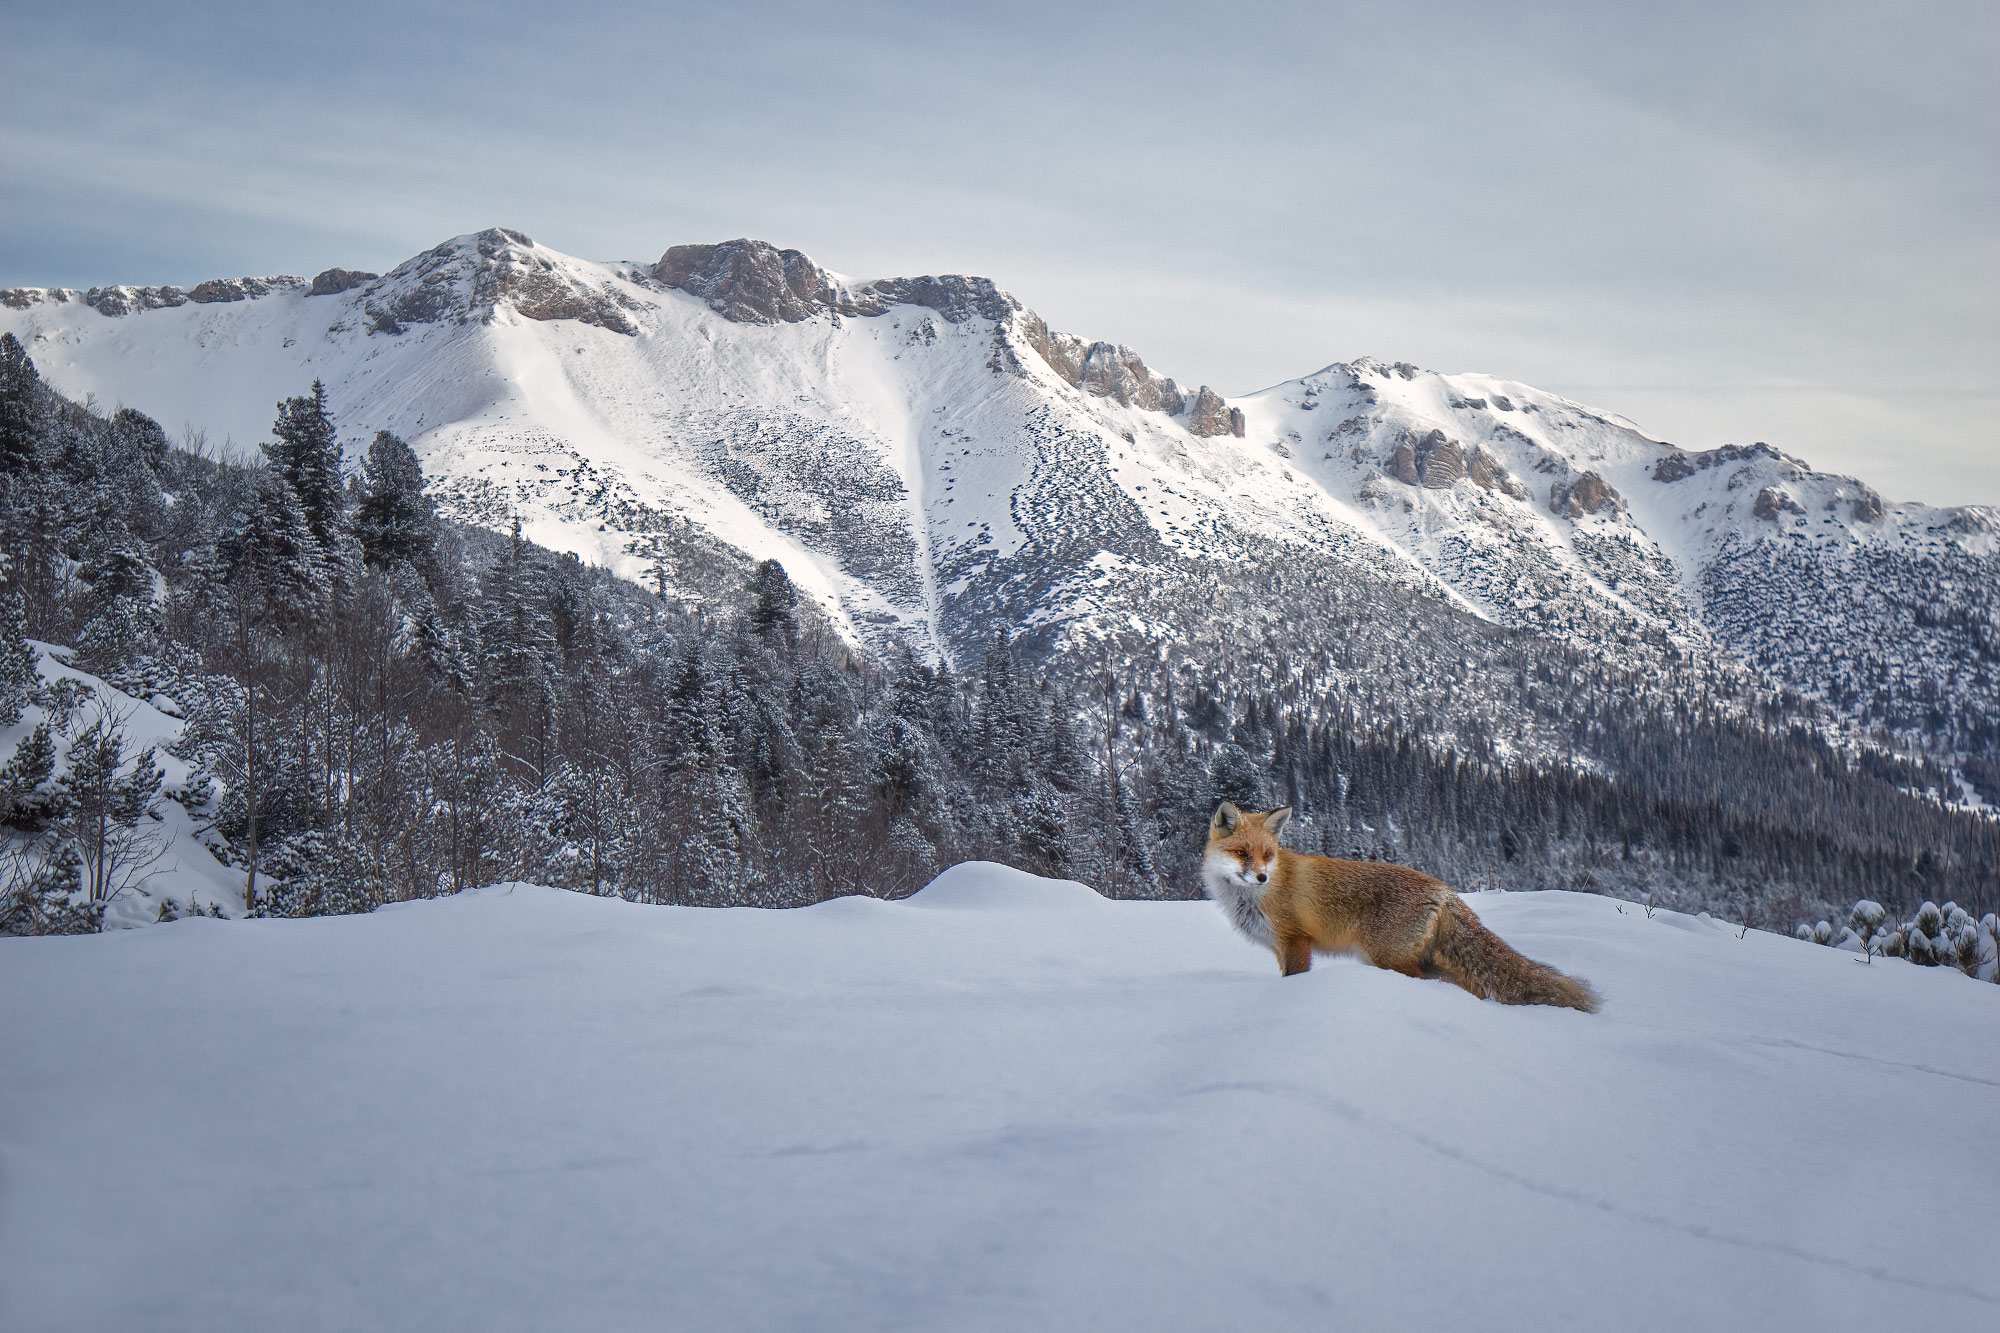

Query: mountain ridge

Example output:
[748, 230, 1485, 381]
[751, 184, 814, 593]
[3, 227, 1995, 767]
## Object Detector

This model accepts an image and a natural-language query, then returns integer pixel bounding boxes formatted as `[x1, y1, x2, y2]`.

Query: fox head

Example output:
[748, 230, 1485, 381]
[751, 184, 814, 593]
[1205, 802, 1292, 888]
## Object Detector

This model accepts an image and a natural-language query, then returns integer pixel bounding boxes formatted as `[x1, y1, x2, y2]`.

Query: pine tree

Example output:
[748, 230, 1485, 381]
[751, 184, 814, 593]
[658, 640, 753, 903]
[53, 717, 167, 904]
[221, 468, 326, 623]
[749, 559, 797, 640]
[74, 595, 156, 685]
[0, 333, 40, 475]
[109, 408, 170, 470]
[478, 520, 558, 774]
[0, 585, 37, 725]
[354, 430, 437, 571]
[265, 381, 345, 549]
[0, 722, 57, 827]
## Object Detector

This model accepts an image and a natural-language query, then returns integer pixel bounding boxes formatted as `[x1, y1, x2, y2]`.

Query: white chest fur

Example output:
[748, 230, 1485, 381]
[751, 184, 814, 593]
[1202, 851, 1276, 950]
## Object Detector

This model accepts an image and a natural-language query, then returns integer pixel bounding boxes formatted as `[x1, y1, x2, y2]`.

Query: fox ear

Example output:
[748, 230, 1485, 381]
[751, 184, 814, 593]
[1211, 801, 1241, 832]
[1266, 806, 1293, 837]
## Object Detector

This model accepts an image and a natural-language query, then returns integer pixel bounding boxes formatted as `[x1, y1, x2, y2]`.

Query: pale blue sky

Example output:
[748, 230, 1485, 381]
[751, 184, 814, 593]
[5, 1, 1994, 503]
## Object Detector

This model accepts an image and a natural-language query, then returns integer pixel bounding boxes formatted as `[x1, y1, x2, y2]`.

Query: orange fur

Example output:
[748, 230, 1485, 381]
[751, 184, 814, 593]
[1203, 803, 1600, 1012]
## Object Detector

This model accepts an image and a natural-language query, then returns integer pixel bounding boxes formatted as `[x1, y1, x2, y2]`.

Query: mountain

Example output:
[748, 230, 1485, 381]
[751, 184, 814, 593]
[4, 228, 1996, 768]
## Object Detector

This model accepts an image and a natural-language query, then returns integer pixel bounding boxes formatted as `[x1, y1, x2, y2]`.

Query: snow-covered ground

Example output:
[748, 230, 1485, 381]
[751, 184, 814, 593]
[4, 864, 1993, 1331]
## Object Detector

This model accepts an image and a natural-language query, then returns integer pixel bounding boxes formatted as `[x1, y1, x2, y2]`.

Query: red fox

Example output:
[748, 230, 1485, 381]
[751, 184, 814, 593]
[1203, 802, 1600, 1012]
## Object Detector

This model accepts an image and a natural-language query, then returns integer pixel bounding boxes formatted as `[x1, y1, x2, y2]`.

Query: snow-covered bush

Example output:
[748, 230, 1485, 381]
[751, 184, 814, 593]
[1906, 902, 1946, 967]
[253, 830, 381, 918]
[1845, 899, 1887, 959]
[0, 837, 98, 935]
[154, 896, 221, 923]
[1942, 904, 1982, 974]
[1800, 898, 1998, 981]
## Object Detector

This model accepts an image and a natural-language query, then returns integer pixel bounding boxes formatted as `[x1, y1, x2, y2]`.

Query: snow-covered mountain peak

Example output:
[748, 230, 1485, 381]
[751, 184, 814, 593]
[3, 228, 1994, 750]
[344, 227, 646, 337]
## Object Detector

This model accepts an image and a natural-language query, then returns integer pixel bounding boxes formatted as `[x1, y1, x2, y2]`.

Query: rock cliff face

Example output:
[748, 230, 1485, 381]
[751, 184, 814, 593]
[86, 286, 189, 316]
[1013, 312, 1186, 415]
[1419, 435, 1466, 488]
[188, 276, 306, 304]
[1, 287, 70, 309]
[1184, 385, 1245, 437]
[1384, 427, 1487, 488]
[866, 273, 1014, 323]
[1551, 470, 1622, 517]
[1752, 486, 1804, 521]
[656, 239, 878, 323]
[309, 268, 377, 297]
[1467, 445, 1527, 498]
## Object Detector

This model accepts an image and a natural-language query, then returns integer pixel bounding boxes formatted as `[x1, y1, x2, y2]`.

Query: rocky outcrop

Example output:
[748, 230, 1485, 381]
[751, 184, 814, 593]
[367, 228, 638, 336]
[1652, 451, 1699, 482]
[656, 239, 880, 323]
[1383, 428, 1480, 489]
[1384, 439, 1420, 484]
[477, 232, 637, 334]
[309, 268, 378, 297]
[85, 285, 187, 317]
[1751, 487, 1804, 521]
[1184, 386, 1244, 438]
[1651, 441, 1803, 482]
[656, 241, 1040, 328]
[1468, 446, 1529, 499]
[1015, 314, 1184, 413]
[0, 288, 80, 309]
[1016, 315, 1184, 414]
[188, 275, 305, 304]
[1420, 437, 1466, 488]
[1081, 343, 1181, 413]
[1552, 471, 1622, 518]
[868, 274, 1012, 324]
[1849, 489, 1884, 523]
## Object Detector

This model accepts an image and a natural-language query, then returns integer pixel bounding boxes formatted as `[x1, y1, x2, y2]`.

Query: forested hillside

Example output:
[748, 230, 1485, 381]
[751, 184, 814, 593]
[0, 333, 1992, 932]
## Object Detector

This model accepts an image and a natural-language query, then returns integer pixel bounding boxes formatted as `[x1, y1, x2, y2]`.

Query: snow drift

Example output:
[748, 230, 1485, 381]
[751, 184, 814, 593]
[3, 863, 1993, 1331]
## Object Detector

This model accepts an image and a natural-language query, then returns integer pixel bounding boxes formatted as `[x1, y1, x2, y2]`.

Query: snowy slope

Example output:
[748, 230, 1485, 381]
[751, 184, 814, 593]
[3, 863, 1994, 1332]
[4, 231, 1995, 741]
[1239, 361, 2000, 743]
[2, 644, 245, 925]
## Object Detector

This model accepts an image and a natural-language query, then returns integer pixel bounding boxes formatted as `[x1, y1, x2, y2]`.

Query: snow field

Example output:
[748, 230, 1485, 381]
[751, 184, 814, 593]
[3, 863, 1994, 1331]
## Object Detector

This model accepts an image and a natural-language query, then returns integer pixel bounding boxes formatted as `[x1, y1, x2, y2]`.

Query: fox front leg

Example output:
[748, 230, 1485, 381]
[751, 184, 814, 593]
[1277, 934, 1313, 977]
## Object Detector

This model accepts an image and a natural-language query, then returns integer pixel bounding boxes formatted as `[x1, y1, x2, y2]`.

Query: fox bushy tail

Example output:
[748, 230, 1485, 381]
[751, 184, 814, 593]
[1430, 898, 1601, 1013]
